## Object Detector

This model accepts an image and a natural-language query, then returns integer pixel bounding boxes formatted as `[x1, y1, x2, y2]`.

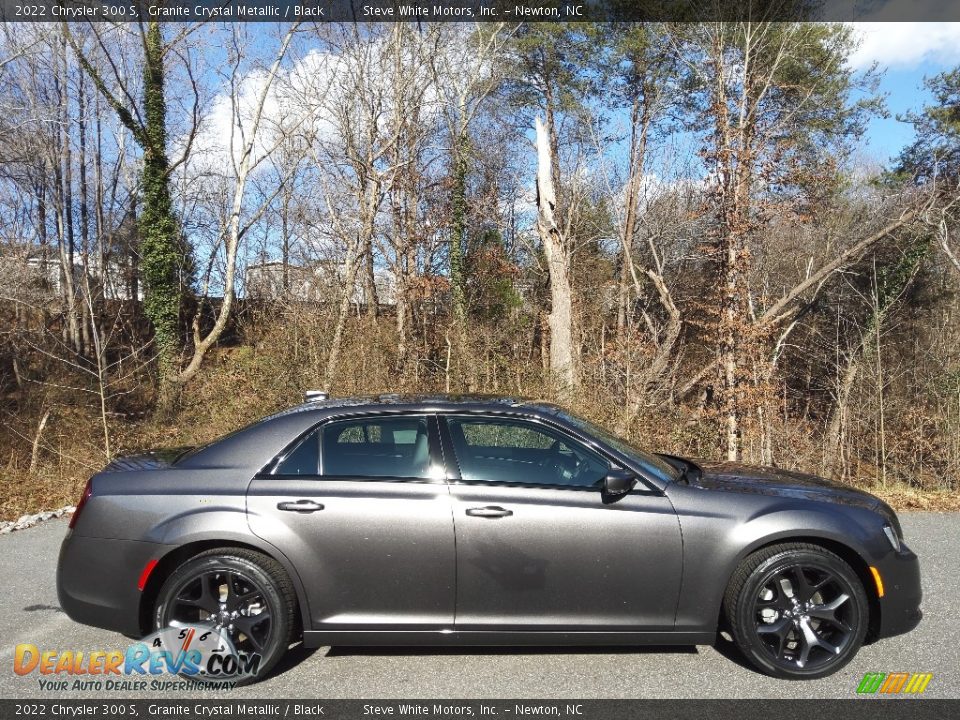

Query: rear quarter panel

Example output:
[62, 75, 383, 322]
[68, 409, 328, 631]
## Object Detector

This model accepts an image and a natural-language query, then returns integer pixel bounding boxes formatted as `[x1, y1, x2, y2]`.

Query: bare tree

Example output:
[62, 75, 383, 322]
[297, 26, 412, 390]
[176, 23, 301, 383]
[535, 115, 575, 398]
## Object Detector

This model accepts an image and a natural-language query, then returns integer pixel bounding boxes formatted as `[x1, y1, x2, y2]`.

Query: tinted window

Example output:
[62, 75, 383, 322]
[447, 417, 609, 488]
[553, 410, 681, 484]
[275, 430, 320, 475]
[321, 416, 432, 479]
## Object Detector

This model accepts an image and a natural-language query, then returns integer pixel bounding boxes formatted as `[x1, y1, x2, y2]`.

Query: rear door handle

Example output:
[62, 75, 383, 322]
[277, 500, 325, 513]
[465, 506, 513, 518]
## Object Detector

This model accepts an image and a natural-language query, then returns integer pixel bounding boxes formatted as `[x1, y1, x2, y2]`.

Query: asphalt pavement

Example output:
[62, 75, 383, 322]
[0, 513, 957, 699]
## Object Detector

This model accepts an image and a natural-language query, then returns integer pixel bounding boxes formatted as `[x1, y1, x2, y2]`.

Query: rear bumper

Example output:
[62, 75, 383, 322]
[57, 530, 167, 638]
[874, 543, 922, 639]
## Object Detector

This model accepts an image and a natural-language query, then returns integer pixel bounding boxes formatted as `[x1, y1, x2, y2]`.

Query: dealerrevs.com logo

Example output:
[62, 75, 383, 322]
[13, 624, 260, 691]
[856, 672, 934, 695]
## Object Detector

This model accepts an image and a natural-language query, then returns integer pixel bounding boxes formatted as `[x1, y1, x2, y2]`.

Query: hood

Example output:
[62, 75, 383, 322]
[101, 447, 195, 473]
[687, 459, 884, 512]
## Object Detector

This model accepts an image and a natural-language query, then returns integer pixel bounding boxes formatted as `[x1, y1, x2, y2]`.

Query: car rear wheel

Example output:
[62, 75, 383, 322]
[154, 548, 296, 685]
[723, 543, 869, 679]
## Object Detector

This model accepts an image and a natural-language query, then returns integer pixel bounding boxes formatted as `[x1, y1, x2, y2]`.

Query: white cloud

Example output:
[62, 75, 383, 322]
[181, 48, 339, 180]
[181, 31, 454, 183]
[849, 22, 960, 70]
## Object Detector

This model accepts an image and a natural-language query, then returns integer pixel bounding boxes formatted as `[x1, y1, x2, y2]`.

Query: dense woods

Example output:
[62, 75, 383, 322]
[1, 22, 959, 518]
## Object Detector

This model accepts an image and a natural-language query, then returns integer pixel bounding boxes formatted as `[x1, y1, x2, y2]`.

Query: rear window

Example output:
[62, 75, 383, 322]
[274, 416, 432, 479]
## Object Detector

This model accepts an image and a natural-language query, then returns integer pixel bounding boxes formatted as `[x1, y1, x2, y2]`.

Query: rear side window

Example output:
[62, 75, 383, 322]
[275, 415, 433, 479]
[275, 430, 321, 475]
[323, 416, 431, 478]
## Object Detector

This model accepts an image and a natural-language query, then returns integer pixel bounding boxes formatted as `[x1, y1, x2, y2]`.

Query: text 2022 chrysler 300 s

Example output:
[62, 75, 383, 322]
[57, 394, 922, 683]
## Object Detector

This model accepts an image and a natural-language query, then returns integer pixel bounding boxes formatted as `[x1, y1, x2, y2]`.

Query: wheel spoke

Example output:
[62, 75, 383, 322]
[757, 584, 792, 611]
[756, 618, 791, 659]
[795, 619, 813, 667]
[237, 588, 263, 606]
[178, 573, 219, 613]
[222, 571, 238, 607]
[234, 614, 270, 653]
[790, 566, 817, 603]
[756, 618, 791, 637]
[807, 593, 851, 631]
[815, 593, 850, 612]
[799, 617, 840, 658]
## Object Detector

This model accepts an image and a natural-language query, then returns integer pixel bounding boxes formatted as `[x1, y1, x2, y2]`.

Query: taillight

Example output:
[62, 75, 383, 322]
[68, 479, 93, 530]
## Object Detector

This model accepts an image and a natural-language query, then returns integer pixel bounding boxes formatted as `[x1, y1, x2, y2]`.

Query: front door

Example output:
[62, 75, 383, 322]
[247, 413, 455, 635]
[441, 414, 683, 633]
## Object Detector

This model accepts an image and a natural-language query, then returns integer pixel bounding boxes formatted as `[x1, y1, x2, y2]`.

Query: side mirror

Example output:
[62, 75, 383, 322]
[603, 468, 637, 496]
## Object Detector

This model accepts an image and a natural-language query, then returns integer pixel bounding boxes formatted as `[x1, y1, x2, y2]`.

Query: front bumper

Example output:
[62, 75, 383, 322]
[873, 543, 922, 639]
[57, 530, 168, 638]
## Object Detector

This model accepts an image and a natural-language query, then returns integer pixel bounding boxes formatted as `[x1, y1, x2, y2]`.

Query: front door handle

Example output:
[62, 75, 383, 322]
[465, 506, 513, 518]
[277, 500, 325, 513]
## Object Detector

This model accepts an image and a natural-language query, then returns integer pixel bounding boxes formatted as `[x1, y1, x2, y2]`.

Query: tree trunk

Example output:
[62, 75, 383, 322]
[449, 130, 469, 325]
[535, 115, 575, 399]
[139, 21, 183, 412]
[710, 27, 758, 462]
[362, 237, 379, 318]
[823, 353, 860, 479]
[325, 241, 365, 392]
[617, 94, 650, 339]
[55, 37, 81, 355]
[29, 410, 51, 475]
[325, 183, 381, 390]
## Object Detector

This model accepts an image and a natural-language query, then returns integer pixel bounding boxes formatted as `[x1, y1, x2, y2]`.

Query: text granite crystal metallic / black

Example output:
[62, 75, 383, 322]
[56, 394, 922, 683]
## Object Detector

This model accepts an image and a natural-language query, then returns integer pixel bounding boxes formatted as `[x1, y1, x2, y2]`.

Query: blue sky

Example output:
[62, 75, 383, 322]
[852, 23, 960, 163]
[192, 23, 960, 169]
[864, 61, 948, 163]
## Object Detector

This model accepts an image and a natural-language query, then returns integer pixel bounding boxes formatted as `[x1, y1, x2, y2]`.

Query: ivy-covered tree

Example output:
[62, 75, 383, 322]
[431, 25, 508, 328]
[65, 22, 191, 412]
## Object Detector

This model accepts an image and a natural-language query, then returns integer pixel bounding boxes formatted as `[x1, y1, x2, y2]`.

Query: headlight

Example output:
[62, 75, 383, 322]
[883, 524, 901, 552]
[875, 501, 904, 552]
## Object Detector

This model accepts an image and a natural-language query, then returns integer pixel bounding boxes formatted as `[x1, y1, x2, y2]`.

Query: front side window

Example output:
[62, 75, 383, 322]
[553, 410, 681, 484]
[446, 416, 609, 488]
[274, 415, 433, 479]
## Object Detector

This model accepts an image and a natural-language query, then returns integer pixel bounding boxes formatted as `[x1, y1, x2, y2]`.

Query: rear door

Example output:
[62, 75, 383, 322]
[441, 414, 683, 633]
[246, 413, 455, 635]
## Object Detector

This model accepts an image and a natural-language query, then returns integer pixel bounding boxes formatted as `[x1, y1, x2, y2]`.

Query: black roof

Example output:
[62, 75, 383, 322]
[265, 393, 563, 421]
[179, 394, 574, 472]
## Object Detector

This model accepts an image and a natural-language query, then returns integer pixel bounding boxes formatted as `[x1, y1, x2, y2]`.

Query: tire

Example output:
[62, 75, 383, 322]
[723, 542, 869, 680]
[154, 548, 296, 686]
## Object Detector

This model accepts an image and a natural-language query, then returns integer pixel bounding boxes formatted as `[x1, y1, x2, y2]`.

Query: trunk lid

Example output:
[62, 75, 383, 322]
[100, 447, 195, 473]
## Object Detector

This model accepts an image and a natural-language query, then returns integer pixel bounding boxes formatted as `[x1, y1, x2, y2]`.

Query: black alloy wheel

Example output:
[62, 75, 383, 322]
[154, 548, 296, 684]
[724, 543, 869, 679]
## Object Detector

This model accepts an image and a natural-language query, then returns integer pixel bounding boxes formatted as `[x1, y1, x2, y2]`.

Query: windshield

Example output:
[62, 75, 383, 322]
[555, 411, 682, 484]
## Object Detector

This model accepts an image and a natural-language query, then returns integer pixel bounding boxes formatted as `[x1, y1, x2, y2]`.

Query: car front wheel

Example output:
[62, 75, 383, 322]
[723, 542, 869, 679]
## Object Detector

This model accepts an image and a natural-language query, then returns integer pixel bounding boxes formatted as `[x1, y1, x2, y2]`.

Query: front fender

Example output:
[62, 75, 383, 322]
[668, 484, 886, 633]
